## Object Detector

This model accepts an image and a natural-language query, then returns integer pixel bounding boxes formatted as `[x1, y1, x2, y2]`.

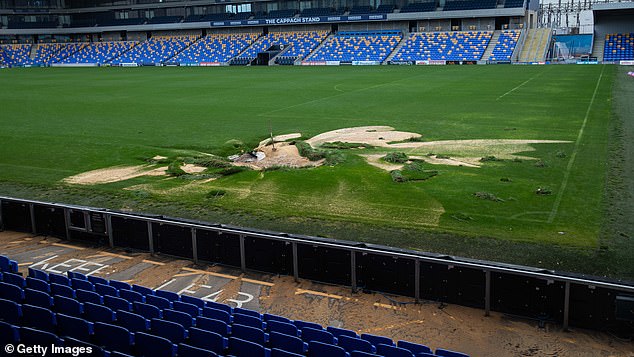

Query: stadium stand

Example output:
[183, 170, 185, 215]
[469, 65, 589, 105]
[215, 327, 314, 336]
[0, 44, 32, 67]
[58, 41, 138, 64]
[392, 31, 492, 62]
[300, 7, 335, 16]
[146, 16, 182, 24]
[400, 2, 437, 13]
[443, 0, 497, 11]
[504, 0, 525, 8]
[111, 35, 197, 65]
[603, 33, 634, 61]
[488, 30, 521, 61]
[307, 30, 402, 63]
[266, 9, 298, 19]
[0, 254, 471, 357]
[235, 31, 328, 64]
[348, 5, 373, 14]
[27, 43, 85, 65]
[171, 33, 258, 65]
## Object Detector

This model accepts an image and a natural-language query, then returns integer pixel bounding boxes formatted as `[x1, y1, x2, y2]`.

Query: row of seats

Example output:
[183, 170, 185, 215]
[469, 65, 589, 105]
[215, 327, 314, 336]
[237, 31, 329, 62]
[0, 254, 470, 357]
[111, 36, 198, 65]
[603, 33, 633, 61]
[308, 31, 402, 62]
[172, 33, 259, 64]
[58, 41, 138, 64]
[489, 30, 521, 61]
[392, 31, 492, 62]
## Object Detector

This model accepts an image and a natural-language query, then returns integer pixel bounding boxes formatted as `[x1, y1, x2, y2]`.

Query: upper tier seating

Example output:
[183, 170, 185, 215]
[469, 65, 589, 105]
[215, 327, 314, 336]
[111, 35, 197, 65]
[504, 0, 525, 8]
[603, 33, 634, 61]
[0, 254, 471, 357]
[58, 41, 139, 64]
[489, 30, 521, 61]
[308, 30, 402, 62]
[171, 33, 258, 64]
[392, 31, 492, 61]
[443, 0, 497, 11]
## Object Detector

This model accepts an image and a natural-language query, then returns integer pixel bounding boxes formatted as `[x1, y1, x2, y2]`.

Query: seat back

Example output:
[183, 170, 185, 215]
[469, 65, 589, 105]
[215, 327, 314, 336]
[338, 334, 375, 353]
[155, 289, 179, 302]
[3, 272, 26, 288]
[328, 326, 358, 339]
[84, 302, 116, 323]
[435, 348, 470, 357]
[76, 288, 102, 304]
[135, 331, 177, 357]
[22, 304, 56, 331]
[20, 326, 63, 346]
[301, 326, 336, 344]
[94, 322, 134, 354]
[120, 289, 145, 303]
[71, 278, 95, 292]
[56, 313, 93, 340]
[151, 318, 187, 344]
[146, 294, 172, 310]
[0, 321, 20, 344]
[26, 277, 50, 294]
[269, 331, 306, 355]
[24, 288, 53, 308]
[181, 294, 206, 308]
[397, 340, 432, 355]
[232, 323, 267, 345]
[163, 308, 194, 329]
[202, 307, 232, 323]
[228, 337, 269, 357]
[104, 295, 132, 312]
[0, 297, 22, 323]
[87, 275, 108, 286]
[178, 343, 218, 357]
[109, 280, 132, 291]
[188, 327, 227, 354]
[50, 283, 75, 298]
[0, 281, 25, 302]
[308, 340, 348, 357]
[233, 313, 265, 329]
[49, 274, 71, 286]
[195, 316, 230, 336]
[173, 300, 200, 318]
[116, 310, 150, 332]
[268, 320, 299, 337]
[361, 333, 394, 347]
[133, 301, 162, 319]
[95, 283, 118, 297]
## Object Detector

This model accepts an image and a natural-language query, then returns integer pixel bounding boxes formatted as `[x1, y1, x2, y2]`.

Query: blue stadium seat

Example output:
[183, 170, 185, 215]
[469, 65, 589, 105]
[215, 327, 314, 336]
[94, 322, 134, 354]
[155, 289, 180, 302]
[116, 310, 150, 332]
[151, 318, 187, 344]
[206, 300, 233, 314]
[264, 313, 292, 324]
[110, 280, 132, 291]
[328, 326, 359, 339]
[202, 307, 232, 324]
[272, 348, 304, 357]
[397, 340, 433, 355]
[228, 336, 271, 357]
[436, 349, 469, 357]
[76, 288, 103, 304]
[22, 304, 57, 332]
[96, 283, 119, 297]
[88, 275, 109, 286]
[233, 313, 266, 329]
[57, 295, 86, 320]
[361, 333, 393, 347]
[0, 256, 18, 273]
[24, 288, 54, 308]
[146, 294, 172, 310]
[20, 326, 63, 346]
[294, 320, 322, 331]
[308, 340, 348, 357]
[181, 294, 206, 308]
[415, 353, 437, 357]
[268, 320, 299, 337]
[163, 308, 194, 329]
[269, 331, 308, 355]
[104, 295, 133, 312]
[174, 300, 201, 318]
[188, 327, 228, 354]
[179, 343, 219, 357]
[49, 274, 71, 286]
[0, 321, 19, 344]
[133, 284, 155, 296]
[56, 313, 94, 341]
[350, 352, 380, 357]
[0, 281, 25, 302]
[84, 302, 116, 323]
[26, 276, 51, 294]
[64, 336, 109, 357]
[135, 331, 178, 357]
[51, 282, 75, 298]
[338, 335, 376, 354]
[133, 301, 162, 320]
[376, 343, 414, 357]
[120, 289, 145, 303]
[71, 278, 95, 291]
[29, 267, 49, 281]
[232, 323, 268, 345]
[235, 307, 262, 319]
[196, 316, 231, 336]
[3, 272, 26, 288]
[67, 271, 87, 280]
[0, 297, 22, 323]
[301, 326, 337, 344]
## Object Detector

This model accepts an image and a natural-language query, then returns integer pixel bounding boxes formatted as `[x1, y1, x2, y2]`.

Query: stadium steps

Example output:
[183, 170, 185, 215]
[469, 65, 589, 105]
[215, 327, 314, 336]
[164, 35, 203, 63]
[591, 32, 604, 61]
[231, 33, 265, 64]
[28, 44, 38, 60]
[518, 28, 551, 62]
[268, 44, 293, 65]
[383, 34, 409, 64]
[482, 30, 502, 61]
[303, 32, 335, 62]
[106, 41, 142, 64]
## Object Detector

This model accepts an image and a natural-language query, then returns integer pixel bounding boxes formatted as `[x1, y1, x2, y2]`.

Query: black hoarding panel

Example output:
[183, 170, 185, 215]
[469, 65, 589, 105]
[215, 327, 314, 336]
[491, 273, 564, 321]
[33, 205, 66, 238]
[419, 263, 485, 308]
[69, 230, 104, 244]
[1, 201, 31, 232]
[244, 236, 293, 275]
[419, 262, 451, 302]
[356, 253, 415, 297]
[68, 210, 85, 229]
[569, 284, 616, 329]
[152, 223, 193, 259]
[297, 244, 350, 286]
[196, 229, 241, 268]
[89, 213, 106, 234]
[111, 216, 149, 251]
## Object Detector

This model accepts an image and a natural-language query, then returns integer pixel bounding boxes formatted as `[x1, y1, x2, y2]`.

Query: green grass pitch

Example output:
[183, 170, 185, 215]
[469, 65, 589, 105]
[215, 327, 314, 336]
[0, 65, 628, 277]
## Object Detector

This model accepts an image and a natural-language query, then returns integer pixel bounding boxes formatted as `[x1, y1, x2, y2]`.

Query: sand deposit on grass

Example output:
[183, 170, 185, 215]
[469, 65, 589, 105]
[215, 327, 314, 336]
[306, 126, 420, 147]
[258, 133, 302, 147]
[181, 164, 206, 174]
[234, 142, 324, 170]
[64, 165, 167, 185]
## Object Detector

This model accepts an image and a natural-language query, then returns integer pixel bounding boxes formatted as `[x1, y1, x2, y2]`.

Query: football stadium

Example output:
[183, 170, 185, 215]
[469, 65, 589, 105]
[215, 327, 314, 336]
[0, 0, 633, 355]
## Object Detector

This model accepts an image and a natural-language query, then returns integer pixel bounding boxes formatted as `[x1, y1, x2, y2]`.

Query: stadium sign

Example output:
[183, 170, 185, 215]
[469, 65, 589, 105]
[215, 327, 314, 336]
[211, 14, 386, 27]
[620, 60, 634, 65]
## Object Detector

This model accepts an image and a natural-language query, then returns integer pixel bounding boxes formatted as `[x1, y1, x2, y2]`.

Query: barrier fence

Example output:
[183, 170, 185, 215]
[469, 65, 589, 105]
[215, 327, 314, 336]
[0, 196, 632, 335]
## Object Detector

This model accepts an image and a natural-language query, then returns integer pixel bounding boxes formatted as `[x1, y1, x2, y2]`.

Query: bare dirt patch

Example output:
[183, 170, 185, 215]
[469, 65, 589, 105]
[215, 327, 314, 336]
[306, 126, 421, 148]
[258, 132, 302, 147]
[360, 154, 405, 171]
[233, 142, 324, 170]
[64, 165, 166, 185]
[181, 164, 206, 174]
[410, 155, 480, 168]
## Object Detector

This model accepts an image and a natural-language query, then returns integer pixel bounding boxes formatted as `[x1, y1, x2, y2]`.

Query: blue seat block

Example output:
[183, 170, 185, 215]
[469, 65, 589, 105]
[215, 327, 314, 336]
[26, 277, 50, 294]
[151, 318, 187, 344]
[71, 278, 95, 292]
[188, 326, 228, 354]
[232, 323, 268, 345]
[67, 271, 87, 280]
[235, 307, 261, 319]
[94, 322, 134, 354]
[436, 348, 469, 357]
[301, 326, 336, 344]
[195, 316, 231, 336]
[328, 326, 359, 339]
[133, 301, 162, 320]
[49, 273, 71, 286]
[338, 335, 376, 354]
[146, 294, 172, 310]
[269, 331, 308, 355]
[22, 304, 57, 332]
[155, 289, 179, 302]
[76, 288, 103, 304]
[361, 333, 394, 347]
[272, 348, 304, 357]
[397, 340, 432, 355]
[84, 302, 116, 323]
[95, 283, 119, 297]
[308, 340, 348, 357]
[0, 281, 25, 302]
[28, 268, 49, 281]
[109, 280, 132, 291]
[50, 283, 75, 298]
[133, 284, 154, 296]
[24, 288, 53, 308]
[205, 300, 232, 315]
[120, 289, 145, 303]
[0, 321, 20, 344]
[0, 297, 22, 323]
[104, 294, 133, 312]
[135, 332, 178, 357]
[179, 343, 219, 357]
[294, 320, 322, 331]
[20, 326, 63, 346]
[174, 300, 201, 318]
[116, 310, 150, 332]
[268, 320, 299, 337]
[56, 313, 94, 341]
[163, 308, 194, 329]
[88, 275, 109, 286]
[264, 313, 292, 324]
[234, 313, 265, 329]
[3, 272, 26, 288]
[203, 307, 232, 324]
[376, 343, 414, 357]
[181, 294, 206, 308]
[350, 351, 380, 357]
[228, 337, 271, 357]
